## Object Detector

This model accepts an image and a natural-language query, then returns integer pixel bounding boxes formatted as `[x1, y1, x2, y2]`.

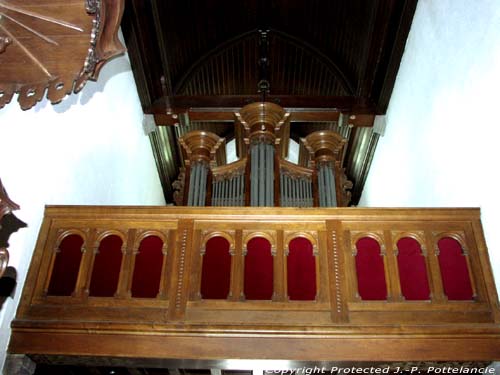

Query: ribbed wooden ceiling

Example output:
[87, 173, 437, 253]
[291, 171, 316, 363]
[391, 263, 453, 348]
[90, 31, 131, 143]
[121, 0, 418, 204]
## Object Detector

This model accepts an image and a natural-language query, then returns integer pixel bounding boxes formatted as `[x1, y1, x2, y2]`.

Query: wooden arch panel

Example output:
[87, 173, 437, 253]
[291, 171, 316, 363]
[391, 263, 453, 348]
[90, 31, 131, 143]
[89, 234, 123, 297]
[287, 236, 316, 301]
[437, 236, 474, 300]
[396, 236, 430, 300]
[47, 233, 84, 296]
[131, 235, 165, 298]
[354, 236, 387, 300]
[244, 236, 273, 300]
[201, 236, 232, 299]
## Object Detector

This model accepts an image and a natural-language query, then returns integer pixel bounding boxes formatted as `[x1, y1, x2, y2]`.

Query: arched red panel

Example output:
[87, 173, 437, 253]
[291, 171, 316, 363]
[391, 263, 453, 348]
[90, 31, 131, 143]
[89, 235, 123, 297]
[131, 236, 164, 298]
[244, 237, 273, 300]
[201, 236, 231, 299]
[287, 237, 316, 301]
[438, 237, 474, 300]
[47, 234, 84, 296]
[355, 237, 387, 300]
[396, 237, 430, 300]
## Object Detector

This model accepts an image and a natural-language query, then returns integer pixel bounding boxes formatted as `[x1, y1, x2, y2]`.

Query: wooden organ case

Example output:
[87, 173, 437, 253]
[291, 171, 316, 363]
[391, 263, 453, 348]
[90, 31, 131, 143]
[176, 102, 353, 208]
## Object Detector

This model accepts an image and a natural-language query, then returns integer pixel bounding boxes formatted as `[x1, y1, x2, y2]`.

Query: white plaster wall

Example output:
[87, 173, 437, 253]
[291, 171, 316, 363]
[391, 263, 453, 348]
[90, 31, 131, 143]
[0, 51, 165, 368]
[359, 0, 500, 290]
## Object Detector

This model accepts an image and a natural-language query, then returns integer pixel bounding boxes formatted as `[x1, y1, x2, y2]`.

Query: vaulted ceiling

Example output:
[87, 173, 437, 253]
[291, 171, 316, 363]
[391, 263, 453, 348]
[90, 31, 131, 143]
[120, 0, 418, 204]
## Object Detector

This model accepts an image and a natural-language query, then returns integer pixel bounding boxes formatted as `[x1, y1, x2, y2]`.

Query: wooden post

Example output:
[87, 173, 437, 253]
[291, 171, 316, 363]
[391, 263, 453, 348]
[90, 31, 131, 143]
[168, 220, 194, 321]
[229, 230, 244, 301]
[384, 230, 403, 301]
[115, 229, 137, 298]
[425, 231, 446, 303]
[273, 230, 286, 301]
[326, 220, 349, 323]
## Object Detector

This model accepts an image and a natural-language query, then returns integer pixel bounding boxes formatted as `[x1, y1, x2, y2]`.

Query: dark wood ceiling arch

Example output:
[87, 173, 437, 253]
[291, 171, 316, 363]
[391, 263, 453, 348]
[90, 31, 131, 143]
[270, 29, 355, 96]
[174, 29, 258, 95]
[174, 28, 355, 98]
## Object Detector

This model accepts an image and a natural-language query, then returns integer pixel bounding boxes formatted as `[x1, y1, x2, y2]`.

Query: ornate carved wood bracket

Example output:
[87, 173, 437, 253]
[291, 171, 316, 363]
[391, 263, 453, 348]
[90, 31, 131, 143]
[0, 179, 26, 278]
[0, 0, 126, 110]
[172, 167, 186, 206]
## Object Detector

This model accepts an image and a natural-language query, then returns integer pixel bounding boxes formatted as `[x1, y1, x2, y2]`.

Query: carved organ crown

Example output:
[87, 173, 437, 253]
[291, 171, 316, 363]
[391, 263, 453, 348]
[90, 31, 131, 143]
[177, 102, 352, 207]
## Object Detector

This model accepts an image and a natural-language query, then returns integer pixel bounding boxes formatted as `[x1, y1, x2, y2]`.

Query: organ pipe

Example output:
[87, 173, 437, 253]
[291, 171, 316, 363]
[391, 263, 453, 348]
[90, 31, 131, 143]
[317, 162, 337, 207]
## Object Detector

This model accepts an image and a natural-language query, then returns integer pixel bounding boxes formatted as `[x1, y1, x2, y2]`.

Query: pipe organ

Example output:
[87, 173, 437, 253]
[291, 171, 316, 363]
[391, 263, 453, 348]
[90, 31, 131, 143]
[176, 102, 352, 207]
[211, 159, 246, 207]
[279, 159, 314, 207]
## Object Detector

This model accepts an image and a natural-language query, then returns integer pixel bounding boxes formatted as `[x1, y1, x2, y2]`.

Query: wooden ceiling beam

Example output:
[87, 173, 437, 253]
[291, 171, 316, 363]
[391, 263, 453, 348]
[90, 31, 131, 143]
[154, 109, 374, 126]
[150, 95, 376, 126]
[148, 95, 377, 113]
[188, 108, 343, 122]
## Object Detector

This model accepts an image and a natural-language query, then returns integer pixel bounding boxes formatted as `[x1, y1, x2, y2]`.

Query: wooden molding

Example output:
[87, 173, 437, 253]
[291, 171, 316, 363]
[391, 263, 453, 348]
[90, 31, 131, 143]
[284, 230, 319, 256]
[350, 230, 386, 256]
[200, 230, 235, 255]
[279, 159, 314, 179]
[133, 229, 169, 255]
[178, 130, 224, 166]
[392, 231, 427, 255]
[432, 231, 468, 255]
[242, 230, 276, 255]
[211, 158, 247, 181]
[235, 102, 290, 147]
[302, 130, 347, 167]
[0, 0, 126, 110]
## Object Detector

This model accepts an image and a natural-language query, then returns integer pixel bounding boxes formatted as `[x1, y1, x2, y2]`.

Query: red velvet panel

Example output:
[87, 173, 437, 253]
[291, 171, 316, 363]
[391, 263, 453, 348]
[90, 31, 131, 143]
[201, 236, 231, 299]
[47, 234, 84, 296]
[89, 235, 123, 297]
[131, 236, 164, 298]
[287, 237, 316, 300]
[244, 237, 273, 300]
[355, 237, 387, 300]
[438, 237, 474, 300]
[396, 237, 430, 300]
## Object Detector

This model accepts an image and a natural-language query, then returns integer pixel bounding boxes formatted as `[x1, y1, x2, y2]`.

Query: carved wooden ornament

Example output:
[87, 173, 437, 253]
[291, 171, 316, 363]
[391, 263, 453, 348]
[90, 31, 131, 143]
[0, 0, 125, 110]
[0, 178, 25, 278]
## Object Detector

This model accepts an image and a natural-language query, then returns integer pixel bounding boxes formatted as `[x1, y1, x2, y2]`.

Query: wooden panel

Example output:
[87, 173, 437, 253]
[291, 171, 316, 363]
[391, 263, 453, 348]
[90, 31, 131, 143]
[9, 331, 500, 361]
[9, 205, 500, 362]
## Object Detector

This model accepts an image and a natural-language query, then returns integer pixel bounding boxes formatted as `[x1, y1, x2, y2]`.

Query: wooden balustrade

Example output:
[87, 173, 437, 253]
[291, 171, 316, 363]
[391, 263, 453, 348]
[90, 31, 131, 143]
[9, 206, 500, 361]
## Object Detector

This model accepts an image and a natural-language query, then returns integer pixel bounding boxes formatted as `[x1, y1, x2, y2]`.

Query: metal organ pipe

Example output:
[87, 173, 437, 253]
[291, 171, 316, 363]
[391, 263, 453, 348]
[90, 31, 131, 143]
[279, 171, 313, 207]
[187, 162, 209, 206]
[257, 143, 266, 206]
[223, 178, 228, 206]
[307, 178, 313, 206]
[211, 170, 245, 207]
[265, 144, 273, 206]
[199, 164, 207, 206]
[214, 180, 219, 206]
[230, 175, 235, 206]
[318, 163, 337, 207]
[250, 142, 274, 207]
[251, 146, 258, 206]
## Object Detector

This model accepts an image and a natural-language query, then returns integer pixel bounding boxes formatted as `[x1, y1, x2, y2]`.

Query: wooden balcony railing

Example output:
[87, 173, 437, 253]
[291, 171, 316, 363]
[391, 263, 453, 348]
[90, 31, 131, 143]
[9, 206, 500, 362]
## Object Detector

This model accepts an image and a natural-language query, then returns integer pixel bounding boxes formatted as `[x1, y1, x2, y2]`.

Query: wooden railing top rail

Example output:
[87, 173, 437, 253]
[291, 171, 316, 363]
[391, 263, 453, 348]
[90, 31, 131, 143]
[41, 205, 482, 220]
